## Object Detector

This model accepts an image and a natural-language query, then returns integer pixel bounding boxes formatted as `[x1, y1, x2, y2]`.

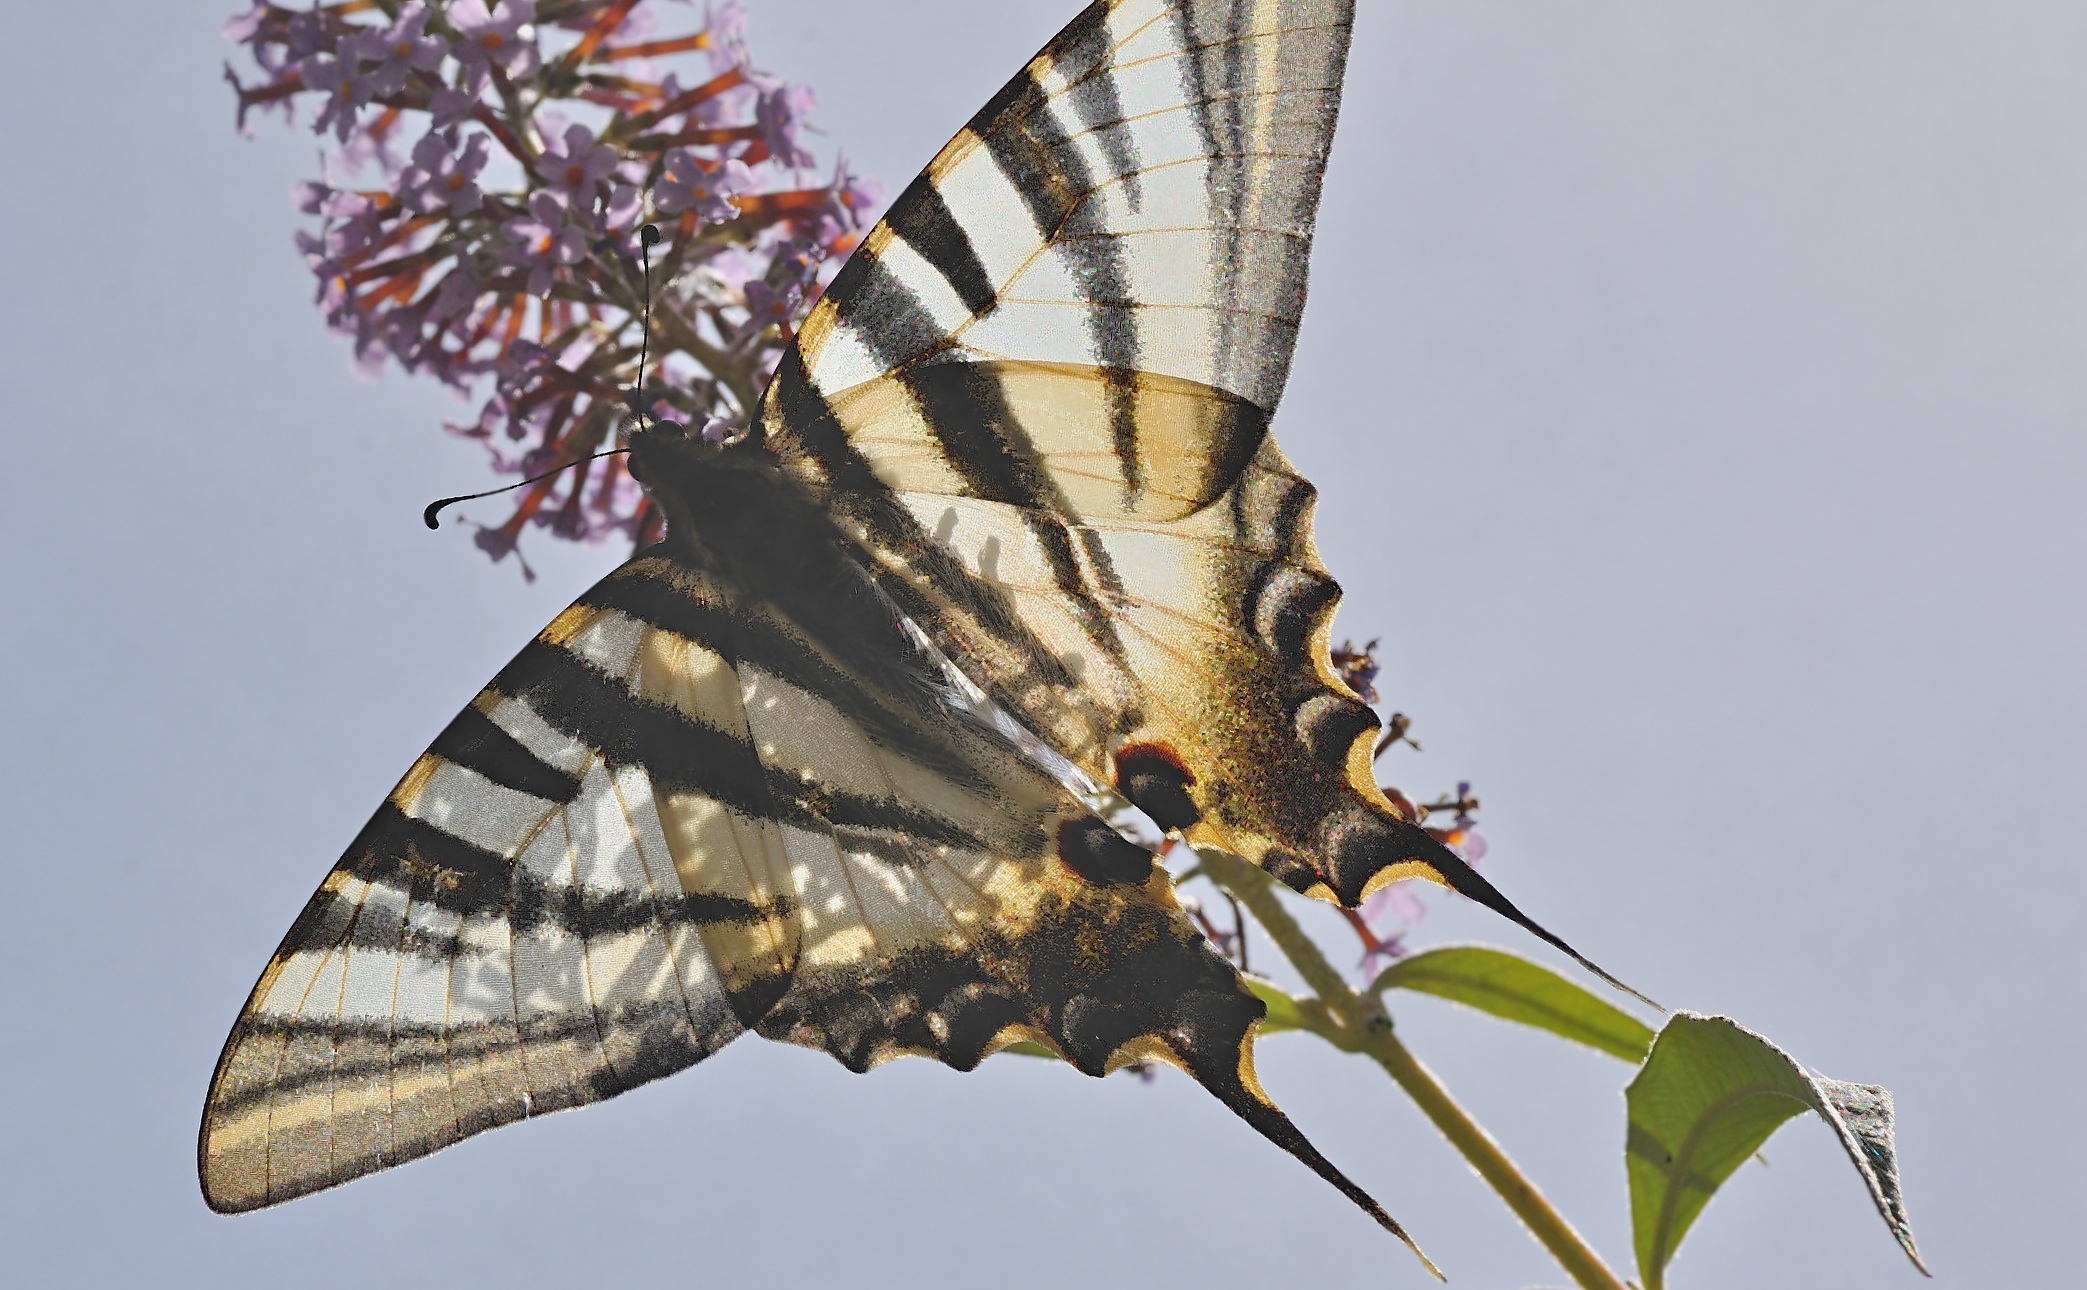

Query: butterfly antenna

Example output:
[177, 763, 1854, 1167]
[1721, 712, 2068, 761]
[628, 222, 661, 432]
[426, 224, 665, 532]
[422, 449, 629, 530]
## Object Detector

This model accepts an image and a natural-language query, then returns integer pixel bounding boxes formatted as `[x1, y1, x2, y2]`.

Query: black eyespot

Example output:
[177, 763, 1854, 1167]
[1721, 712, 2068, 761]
[1319, 809, 1438, 907]
[1112, 742, 1202, 832]
[1056, 819, 1155, 887]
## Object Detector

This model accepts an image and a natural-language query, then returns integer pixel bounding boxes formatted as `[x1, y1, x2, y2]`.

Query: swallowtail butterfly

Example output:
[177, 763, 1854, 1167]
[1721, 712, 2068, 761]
[202, 0, 1622, 1259]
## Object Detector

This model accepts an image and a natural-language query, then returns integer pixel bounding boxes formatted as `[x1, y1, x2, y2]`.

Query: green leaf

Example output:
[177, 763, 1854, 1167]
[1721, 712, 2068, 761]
[1626, 1012, 1928, 1289]
[997, 1040, 1058, 1059]
[1243, 974, 1305, 1034]
[1370, 944, 1656, 1063]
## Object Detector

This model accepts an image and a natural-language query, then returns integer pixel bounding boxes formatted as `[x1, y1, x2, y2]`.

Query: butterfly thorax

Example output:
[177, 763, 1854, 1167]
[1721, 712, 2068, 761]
[627, 428, 851, 598]
[623, 423, 1048, 788]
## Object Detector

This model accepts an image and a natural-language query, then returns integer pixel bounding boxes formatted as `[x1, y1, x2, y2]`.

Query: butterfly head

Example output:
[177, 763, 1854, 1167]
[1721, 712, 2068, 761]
[623, 413, 825, 558]
[625, 414, 754, 482]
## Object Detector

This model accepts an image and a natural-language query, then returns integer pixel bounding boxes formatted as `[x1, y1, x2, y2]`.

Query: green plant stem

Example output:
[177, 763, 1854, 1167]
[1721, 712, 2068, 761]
[1193, 848, 1629, 1290]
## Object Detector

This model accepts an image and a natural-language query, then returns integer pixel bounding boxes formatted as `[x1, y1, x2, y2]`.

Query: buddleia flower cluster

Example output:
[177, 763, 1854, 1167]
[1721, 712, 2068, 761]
[224, 1, 880, 575]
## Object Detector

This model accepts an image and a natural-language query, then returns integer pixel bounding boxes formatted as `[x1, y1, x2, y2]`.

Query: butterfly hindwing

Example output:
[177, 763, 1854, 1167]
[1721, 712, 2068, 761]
[760, 0, 1470, 905]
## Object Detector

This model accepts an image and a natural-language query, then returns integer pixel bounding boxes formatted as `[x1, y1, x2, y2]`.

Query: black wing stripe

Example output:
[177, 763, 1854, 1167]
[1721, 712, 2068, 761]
[902, 363, 1135, 669]
[977, 62, 1141, 371]
[492, 636, 994, 852]
[341, 801, 513, 916]
[830, 253, 954, 375]
[209, 1009, 663, 1122]
[576, 565, 990, 786]
[763, 354, 1097, 712]
[1053, 9, 1141, 207]
[885, 177, 1000, 319]
[492, 639, 772, 808]
[427, 704, 583, 804]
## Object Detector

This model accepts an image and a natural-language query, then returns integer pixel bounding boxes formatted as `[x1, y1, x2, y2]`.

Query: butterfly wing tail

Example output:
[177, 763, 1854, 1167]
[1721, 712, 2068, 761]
[1406, 831, 1661, 1012]
[1167, 986, 1443, 1280]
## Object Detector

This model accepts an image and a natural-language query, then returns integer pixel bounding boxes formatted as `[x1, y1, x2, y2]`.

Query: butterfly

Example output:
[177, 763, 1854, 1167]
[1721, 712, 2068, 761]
[201, 0, 1624, 1257]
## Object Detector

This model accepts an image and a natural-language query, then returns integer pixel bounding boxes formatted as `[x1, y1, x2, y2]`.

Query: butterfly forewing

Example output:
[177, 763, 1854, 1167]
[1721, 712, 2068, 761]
[200, 590, 771, 1212]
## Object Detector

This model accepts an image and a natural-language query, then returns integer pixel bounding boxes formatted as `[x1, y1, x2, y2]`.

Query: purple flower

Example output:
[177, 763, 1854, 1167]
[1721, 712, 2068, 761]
[1355, 882, 1428, 979]
[222, 4, 267, 43]
[1330, 638, 1382, 705]
[756, 80, 816, 169]
[534, 122, 619, 200]
[1418, 781, 1487, 865]
[1363, 882, 1429, 931]
[829, 164, 884, 225]
[658, 69, 750, 130]
[401, 129, 491, 215]
[605, 0, 659, 44]
[299, 52, 376, 142]
[473, 522, 537, 582]
[226, 0, 880, 575]
[655, 151, 751, 224]
[291, 180, 330, 215]
[450, 0, 540, 84]
[330, 118, 408, 179]
[270, 10, 335, 67]
[500, 190, 588, 295]
[425, 254, 486, 317]
[517, 440, 563, 477]
[298, 187, 388, 264]
[428, 85, 480, 130]
[741, 279, 800, 337]
[298, 241, 348, 318]
[766, 238, 824, 289]
[700, 247, 760, 295]
[349, 2, 447, 97]
[601, 183, 644, 235]
[544, 498, 592, 541]
[701, 2, 751, 72]
[308, 189, 384, 258]
[807, 165, 880, 256]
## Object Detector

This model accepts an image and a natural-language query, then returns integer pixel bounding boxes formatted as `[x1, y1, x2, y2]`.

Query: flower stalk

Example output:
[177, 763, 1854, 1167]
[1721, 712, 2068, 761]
[1193, 846, 1631, 1290]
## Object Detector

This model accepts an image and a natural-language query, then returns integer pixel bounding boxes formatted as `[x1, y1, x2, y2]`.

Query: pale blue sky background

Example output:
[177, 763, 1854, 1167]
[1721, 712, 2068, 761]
[3, 2, 2081, 1286]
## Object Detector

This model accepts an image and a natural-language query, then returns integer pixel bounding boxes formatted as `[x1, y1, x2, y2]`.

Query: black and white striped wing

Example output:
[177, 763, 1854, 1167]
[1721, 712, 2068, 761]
[201, 553, 1419, 1250]
[198, 572, 793, 1212]
[760, 0, 1519, 920]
